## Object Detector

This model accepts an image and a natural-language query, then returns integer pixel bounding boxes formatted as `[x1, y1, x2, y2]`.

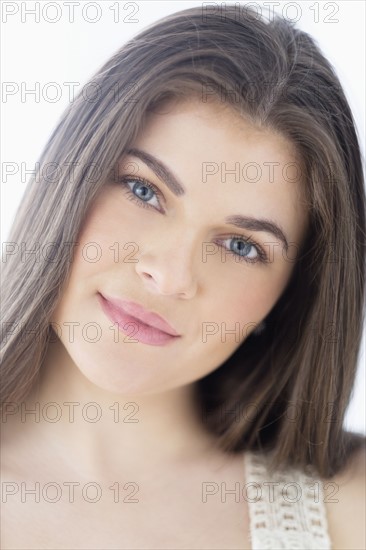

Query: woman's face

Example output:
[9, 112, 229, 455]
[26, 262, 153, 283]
[50, 97, 309, 396]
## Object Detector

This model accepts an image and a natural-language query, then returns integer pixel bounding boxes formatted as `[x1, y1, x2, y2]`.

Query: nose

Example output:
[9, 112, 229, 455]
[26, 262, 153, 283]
[135, 234, 199, 299]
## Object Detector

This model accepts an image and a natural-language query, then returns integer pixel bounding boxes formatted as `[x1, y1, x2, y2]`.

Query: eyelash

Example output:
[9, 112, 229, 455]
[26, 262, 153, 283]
[218, 234, 268, 264]
[118, 175, 164, 211]
[117, 175, 268, 265]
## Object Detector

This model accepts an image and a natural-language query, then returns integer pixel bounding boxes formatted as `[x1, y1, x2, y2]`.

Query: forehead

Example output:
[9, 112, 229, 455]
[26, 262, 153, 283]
[139, 96, 303, 179]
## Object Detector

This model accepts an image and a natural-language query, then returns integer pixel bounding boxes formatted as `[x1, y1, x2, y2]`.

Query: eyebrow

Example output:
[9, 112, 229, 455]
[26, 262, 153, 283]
[225, 215, 289, 252]
[125, 148, 289, 251]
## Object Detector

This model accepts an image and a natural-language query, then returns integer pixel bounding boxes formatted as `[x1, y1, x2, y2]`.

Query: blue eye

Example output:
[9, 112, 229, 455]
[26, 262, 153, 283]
[230, 238, 254, 257]
[133, 182, 155, 201]
[219, 235, 267, 264]
[118, 176, 162, 210]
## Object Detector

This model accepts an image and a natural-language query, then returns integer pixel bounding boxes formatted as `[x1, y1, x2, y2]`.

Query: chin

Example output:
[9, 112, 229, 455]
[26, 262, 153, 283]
[65, 345, 168, 397]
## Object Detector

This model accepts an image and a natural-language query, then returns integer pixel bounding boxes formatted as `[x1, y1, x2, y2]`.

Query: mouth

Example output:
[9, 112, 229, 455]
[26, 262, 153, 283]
[97, 292, 181, 346]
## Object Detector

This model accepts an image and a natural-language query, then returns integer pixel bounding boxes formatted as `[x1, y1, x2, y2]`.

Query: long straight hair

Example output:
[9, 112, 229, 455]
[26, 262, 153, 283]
[1, 4, 365, 479]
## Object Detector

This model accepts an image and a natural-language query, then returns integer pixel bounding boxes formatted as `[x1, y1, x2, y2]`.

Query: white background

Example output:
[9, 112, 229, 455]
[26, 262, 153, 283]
[1, 1, 365, 433]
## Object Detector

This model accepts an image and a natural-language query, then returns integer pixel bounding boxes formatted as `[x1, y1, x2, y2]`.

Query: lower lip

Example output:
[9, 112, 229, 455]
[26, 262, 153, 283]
[97, 293, 180, 346]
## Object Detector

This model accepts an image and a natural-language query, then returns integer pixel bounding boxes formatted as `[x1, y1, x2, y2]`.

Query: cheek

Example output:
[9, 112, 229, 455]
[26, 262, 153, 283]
[68, 205, 140, 281]
[213, 289, 270, 337]
[205, 265, 293, 331]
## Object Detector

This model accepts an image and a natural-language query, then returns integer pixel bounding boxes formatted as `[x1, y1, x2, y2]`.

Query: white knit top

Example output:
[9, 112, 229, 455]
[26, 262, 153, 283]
[244, 450, 332, 549]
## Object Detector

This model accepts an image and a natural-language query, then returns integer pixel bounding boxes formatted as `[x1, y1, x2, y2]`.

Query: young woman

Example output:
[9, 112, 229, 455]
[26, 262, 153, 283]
[1, 4, 365, 549]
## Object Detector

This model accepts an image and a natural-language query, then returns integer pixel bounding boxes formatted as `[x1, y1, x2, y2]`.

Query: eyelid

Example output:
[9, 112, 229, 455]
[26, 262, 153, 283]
[217, 233, 269, 264]
[117, 174, 166, 209]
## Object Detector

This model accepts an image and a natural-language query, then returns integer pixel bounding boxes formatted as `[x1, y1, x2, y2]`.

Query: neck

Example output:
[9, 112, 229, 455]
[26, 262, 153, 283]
[10, 337, 223, 479]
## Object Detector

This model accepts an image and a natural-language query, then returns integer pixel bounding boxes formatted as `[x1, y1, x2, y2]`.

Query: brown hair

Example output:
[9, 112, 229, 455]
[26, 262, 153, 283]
[1, 4, 365, 479]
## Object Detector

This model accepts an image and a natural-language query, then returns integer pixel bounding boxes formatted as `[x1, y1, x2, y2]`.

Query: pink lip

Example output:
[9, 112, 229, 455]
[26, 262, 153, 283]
[97, 292, 181, 346]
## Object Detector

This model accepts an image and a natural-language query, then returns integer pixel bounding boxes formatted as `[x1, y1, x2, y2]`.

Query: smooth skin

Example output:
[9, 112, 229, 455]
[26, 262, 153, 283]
[1, 97, 364, 549]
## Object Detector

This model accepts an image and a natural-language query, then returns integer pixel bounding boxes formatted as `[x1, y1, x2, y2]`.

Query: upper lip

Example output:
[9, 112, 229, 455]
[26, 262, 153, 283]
[98, 292, 180, 336]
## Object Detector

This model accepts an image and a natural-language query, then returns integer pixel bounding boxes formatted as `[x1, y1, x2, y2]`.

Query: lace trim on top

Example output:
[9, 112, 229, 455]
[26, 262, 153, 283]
[244, 451, 332, 549]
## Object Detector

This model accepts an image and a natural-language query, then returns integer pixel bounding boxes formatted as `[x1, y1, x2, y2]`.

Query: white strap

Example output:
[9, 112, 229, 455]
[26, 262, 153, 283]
[244, 451, 332, 549]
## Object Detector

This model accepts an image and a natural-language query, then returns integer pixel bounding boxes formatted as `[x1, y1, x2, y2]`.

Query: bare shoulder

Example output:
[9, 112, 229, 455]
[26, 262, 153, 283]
[323, 445, 366, 550]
